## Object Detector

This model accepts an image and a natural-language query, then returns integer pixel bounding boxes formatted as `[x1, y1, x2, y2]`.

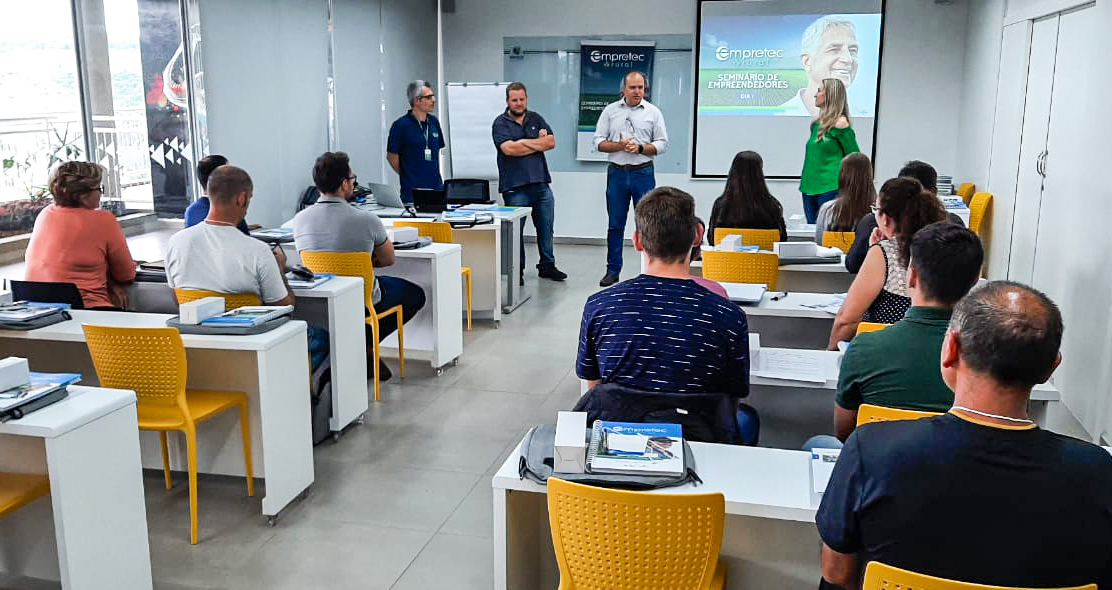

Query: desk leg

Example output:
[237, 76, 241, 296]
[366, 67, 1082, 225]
[502, 217, 532, 314]
[327, 288, 369, 432]
[495, 488, 545, 590]
[46, 403, 153, 589]
[255, 330, 314, 520]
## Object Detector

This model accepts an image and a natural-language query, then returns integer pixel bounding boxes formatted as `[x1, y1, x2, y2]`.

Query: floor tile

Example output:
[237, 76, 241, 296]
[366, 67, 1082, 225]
[389, 533, 494, 590]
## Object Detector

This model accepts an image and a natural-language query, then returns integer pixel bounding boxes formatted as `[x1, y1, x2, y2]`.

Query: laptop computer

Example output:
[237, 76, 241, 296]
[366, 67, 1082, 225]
[412, 188, 447, 213]
[444, 179, 493, 205]
[367, 183, 405, 209]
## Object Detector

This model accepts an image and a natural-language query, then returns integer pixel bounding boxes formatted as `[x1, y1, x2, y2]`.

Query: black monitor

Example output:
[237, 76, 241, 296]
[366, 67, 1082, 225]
[444, 179, 492, 205]
[412, 188, 447, 213]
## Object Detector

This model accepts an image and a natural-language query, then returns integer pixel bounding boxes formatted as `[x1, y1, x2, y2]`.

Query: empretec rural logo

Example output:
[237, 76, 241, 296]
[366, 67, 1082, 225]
[589, 50, 647, 63]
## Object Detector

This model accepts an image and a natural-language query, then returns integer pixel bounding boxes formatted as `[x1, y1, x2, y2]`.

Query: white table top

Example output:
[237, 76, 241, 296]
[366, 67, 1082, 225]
[492, 437, 821, 522]
[289, 275, 363, 297]
[787, 225, 816, 239]
[0, 385, 135, 438]
[391, 242, 462, 259]
[752, 346, 1060, 401]
[362, 205, 532, 221]
[738, 291, 841, 319]
[0, 310, 308, 352]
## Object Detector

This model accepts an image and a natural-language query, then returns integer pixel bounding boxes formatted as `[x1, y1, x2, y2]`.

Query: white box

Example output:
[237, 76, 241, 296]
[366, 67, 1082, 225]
[719, 234, 742, 251]
[749, 333, 760, 366]
[554, 411, 588, 474]
[787, 214, 806, 229]
[774, 241, 817, 257]
[0, 357, 30, 392]
[179, 297, 226, 325]
[388, 226, 419, 243]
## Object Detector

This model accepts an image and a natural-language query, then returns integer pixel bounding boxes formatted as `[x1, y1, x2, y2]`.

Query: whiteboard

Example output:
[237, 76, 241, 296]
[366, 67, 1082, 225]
[446, 82, 509, 179]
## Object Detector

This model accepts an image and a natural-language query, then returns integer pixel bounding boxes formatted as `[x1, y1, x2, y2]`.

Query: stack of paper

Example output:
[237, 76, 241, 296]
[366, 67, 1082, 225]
[751, 349, 826, 383]
[799, 294, 846, 314]
[811, 448, 841, 493]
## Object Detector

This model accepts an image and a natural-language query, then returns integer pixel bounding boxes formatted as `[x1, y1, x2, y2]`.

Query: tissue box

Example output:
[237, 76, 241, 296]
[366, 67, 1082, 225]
[787, 214, 805, 229]
[749, 333, 760, 366]
[554, 411, 588, 473]
[774, 241, 817, 257]
[719, 234, 742, 251]
[180, 297, 226, 325]
[389, 226, 419, 243]
[0, 357, 30, 392]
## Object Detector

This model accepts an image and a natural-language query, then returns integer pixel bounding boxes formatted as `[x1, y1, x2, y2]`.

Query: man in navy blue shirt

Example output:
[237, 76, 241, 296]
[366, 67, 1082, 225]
[817, 281, 1112, 590]
[183, 154, 250, 234]
[576, 187, 757, 441]
[387, 80, 445, 203]
[492, 82, 566, 283]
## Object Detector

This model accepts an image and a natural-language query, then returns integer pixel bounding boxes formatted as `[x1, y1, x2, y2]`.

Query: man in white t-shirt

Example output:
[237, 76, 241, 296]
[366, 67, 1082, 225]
[166, 165, 294, 307]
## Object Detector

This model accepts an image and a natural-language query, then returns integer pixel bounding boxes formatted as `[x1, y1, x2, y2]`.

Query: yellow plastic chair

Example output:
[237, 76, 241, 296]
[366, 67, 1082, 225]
[298, 251, 405, 401]
[547, 478, 727, 590]
[713, 228, 780, 251]
[822, 231, 856, 254]
[82, 325, 253, 545]
[862, 561, 1095, 590]
[956, 182, 976, 205]
[0, 473, 50, 520]
[856, 322, 891, 336]
[856, 404, 943, 427]
[394, 220, 472, 331]
[174, 289, 260, 311]
[969, 192, 993, 237]
[701, 250, 779, 290]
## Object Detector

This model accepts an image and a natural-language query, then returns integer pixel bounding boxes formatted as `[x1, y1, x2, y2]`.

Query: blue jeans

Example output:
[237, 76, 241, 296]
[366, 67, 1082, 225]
[736, 402, 761, 446]
[606, 164, 656, 274]
[801, 190, 838, 224]
[502, 183, 556, 269]
[370, 275, 426, 342]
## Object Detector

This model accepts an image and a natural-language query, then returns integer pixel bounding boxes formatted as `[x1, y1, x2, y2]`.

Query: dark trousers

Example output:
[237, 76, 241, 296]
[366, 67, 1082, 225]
[605, 164, 656, 274]
[367, 275, 426, 343]
[502, 182, 556, 270]
[801, 190, 838, 224]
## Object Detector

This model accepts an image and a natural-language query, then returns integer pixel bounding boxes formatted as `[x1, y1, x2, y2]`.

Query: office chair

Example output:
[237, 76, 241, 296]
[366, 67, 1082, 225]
[701, 250, 779, 290]
[862, 561, 1095, 590]
[173, 289, 261, 311]
[969, 192, 993, 237]
[856, 404, 942, 427]
[713, 228, 780, 251]
[393, 220, 472, 331]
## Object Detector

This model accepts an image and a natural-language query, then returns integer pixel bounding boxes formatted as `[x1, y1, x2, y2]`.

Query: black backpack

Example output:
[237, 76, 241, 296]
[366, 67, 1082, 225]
[572, 382, 746, 445]
[298, 186, 320, 211]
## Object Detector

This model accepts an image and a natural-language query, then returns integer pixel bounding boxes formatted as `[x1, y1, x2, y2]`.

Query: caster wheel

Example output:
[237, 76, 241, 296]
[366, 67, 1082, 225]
[436, 367, 445, 377]
[356, 414, 366, 425]
[452, 358, 459, 366]
[331, 432, 341, 444]
[266, 516, 277, 527]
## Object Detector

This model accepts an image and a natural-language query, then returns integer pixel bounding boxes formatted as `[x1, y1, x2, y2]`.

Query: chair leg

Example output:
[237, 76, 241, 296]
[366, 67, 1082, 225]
[185, 428, 199, 545]
[462, 268, 472, 332]
[372, 333, 381, 402]
[395, 308, 405, 380]
[238, 399, 254, 497]
[159, 431, 172, 490]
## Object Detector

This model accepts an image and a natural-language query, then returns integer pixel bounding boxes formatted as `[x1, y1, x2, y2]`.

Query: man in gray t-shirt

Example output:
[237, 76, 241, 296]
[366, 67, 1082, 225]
[292, 152, 425, 381]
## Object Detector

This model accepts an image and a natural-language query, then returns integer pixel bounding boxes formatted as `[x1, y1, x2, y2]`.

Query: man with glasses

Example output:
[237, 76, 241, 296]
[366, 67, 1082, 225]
[593, 71, 669, 287]
[293, 152, 426, 381]
[387, 80, 445, 204]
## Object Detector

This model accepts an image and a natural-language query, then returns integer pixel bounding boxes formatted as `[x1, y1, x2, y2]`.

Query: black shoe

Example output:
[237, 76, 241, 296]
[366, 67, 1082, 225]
[538, 265, 567, 281]
[519, 271, 525, 286]
[375, 359, 392, 382]
[599, 273, 620, 287]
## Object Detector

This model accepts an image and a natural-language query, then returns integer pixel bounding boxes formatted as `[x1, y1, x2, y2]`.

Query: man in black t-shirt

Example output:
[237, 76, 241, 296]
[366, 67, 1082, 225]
[817, 281, 1112, 589]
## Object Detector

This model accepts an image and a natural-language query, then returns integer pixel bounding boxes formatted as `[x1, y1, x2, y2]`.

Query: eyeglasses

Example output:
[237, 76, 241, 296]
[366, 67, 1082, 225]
[870, 205, 882, 216]
[347, 175, 358, 185]
[418, 94, 435, 101]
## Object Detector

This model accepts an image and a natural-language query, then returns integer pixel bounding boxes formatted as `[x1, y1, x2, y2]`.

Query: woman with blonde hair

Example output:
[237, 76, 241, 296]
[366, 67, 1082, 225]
[814, 152, 875, 242]
[799, 78, 860, 224]
[25, 161, 136, 309]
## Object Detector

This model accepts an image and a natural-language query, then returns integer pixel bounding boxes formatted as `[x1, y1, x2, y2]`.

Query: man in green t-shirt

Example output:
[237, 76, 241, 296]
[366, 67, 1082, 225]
[828, 223, 984, 443]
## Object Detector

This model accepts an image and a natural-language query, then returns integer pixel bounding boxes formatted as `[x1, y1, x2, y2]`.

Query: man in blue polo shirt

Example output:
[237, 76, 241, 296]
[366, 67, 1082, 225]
[387, 80, 445, 203]
[492, 82, 566, 283]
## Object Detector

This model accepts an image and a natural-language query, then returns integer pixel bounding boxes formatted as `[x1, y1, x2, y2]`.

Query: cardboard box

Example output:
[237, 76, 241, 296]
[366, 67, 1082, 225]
[554, 411, 588, 473]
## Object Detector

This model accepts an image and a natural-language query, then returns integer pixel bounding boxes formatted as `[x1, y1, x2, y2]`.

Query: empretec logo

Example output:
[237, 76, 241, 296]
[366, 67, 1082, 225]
[714, 45, 786, 61]
[589, 50, 646, 63]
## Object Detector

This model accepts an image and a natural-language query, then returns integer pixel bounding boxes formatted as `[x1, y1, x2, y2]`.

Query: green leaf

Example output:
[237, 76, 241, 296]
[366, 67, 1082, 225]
[2, 159, 12, 170]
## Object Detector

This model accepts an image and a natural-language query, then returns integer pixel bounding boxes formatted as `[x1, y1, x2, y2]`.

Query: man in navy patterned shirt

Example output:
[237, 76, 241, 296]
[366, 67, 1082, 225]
[576, 187, 755, 438]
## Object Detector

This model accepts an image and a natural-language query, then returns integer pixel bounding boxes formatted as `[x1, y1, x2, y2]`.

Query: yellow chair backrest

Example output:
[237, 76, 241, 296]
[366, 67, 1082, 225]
[298, 250, 376, 309]
[956, 182, 976, 205]
[701, 250, 779, 290]
[82, 325, 190, 424]
[856, 404, 943, 427]
[713, 228, 780, 251]
[394, 220, 454, 243]
[862, 561, 1096, 590]
[547, 477, 725, 590]
[173, 289, 260, 311]
[856, 322, 891, 336]
[968, 192, 993, 236]
[822, 231, 856, 254]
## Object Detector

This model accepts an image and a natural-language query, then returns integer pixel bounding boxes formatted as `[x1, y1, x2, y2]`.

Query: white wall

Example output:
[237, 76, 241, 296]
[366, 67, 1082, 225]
[333, 0, 384, 182]
[443, 0, 973, 239]
[954, 0, 1006, 190]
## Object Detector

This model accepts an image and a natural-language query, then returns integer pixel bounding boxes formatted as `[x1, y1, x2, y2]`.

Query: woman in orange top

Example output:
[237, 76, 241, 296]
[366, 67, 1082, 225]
[25, 162, 136, 310]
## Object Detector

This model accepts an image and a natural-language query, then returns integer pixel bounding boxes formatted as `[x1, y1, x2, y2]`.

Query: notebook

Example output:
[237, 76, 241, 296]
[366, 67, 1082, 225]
[720, 282, 768, 303]
[586, 421, 684, 476]
[200, 305, 293, 327]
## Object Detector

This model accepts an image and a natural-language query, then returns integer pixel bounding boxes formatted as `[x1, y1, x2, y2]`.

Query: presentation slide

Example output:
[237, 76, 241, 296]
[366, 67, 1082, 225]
[693, 0, 883, 178]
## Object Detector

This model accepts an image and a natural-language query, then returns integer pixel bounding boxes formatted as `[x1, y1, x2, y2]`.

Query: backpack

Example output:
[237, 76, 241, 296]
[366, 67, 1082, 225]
[298, 186, 320, 211]
[571, 382, 749, 445]
[309, 355, 334, 445]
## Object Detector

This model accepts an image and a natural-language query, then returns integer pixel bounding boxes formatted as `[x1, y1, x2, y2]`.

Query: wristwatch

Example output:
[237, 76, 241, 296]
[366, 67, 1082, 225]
[637, 144, 644, 154]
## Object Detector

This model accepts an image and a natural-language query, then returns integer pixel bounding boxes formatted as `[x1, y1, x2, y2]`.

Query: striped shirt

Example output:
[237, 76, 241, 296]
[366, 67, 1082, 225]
[576, 275, 750, 397]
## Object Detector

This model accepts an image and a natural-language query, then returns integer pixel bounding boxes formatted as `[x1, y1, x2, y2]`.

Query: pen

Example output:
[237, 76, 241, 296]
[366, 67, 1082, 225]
[771, 292, 789, 301]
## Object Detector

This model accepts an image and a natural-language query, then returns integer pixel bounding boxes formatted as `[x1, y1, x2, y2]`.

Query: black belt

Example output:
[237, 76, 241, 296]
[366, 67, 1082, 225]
[609, 161, 654, 171]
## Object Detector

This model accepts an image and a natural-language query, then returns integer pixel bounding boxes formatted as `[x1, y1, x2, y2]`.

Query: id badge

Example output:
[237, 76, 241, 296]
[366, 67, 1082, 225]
[424, 148, 432, 161]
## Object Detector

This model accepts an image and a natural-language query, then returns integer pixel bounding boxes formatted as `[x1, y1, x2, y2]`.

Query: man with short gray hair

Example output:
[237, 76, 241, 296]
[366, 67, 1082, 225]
[593, 71, 669, 287]
[778, 15, 860, 117]
[387, 80, 444, 203]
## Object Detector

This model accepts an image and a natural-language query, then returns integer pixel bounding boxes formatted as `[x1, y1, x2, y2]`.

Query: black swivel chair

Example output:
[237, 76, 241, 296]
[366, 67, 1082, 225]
[9, 280, 85, 309]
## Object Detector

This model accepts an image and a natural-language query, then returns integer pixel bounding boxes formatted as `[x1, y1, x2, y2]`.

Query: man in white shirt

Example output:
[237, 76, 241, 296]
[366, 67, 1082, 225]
[593, 71, 668, 287]
[166, 165, 294, 307]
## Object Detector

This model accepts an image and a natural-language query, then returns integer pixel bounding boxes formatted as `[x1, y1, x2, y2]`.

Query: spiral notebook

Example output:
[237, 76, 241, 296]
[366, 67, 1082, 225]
[586, 421, 684, 476]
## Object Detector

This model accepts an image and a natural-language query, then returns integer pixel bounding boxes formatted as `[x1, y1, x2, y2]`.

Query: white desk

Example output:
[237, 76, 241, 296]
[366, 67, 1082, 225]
[787, 225, 816, 241]
[126, 276, 369, 437]
[382, 243, 464, 372]
[0, 310, 313, 521]
[492, 438, 824, 589]
[691, 253, 853, 294]
[0, 386, 152, 589]
[737, 292, 839, 349]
